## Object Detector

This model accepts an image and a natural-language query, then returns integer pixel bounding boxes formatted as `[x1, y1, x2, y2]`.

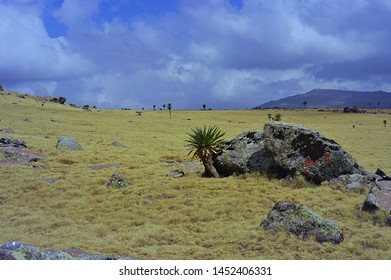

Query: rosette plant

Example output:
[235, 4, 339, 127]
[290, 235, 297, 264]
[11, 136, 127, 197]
[185, 125, 225, 178]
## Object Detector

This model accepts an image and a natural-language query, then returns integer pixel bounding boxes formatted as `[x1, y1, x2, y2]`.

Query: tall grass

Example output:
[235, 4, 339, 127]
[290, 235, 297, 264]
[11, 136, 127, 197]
[0, 91, 390, 259]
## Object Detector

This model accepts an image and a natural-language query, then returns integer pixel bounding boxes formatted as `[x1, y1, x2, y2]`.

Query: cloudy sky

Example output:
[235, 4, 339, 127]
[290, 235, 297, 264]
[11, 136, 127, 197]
[1, 0, 391, 109]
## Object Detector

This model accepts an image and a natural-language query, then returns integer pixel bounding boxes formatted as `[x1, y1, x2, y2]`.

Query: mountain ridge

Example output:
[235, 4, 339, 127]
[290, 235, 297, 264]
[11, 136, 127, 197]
[255, 89, 391, 109]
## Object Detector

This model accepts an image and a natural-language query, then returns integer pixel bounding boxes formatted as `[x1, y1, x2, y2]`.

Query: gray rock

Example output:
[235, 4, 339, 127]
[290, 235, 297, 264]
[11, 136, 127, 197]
[363, 179, 391, 213]
[111, 141, 127, 148]
[0, 147, 47, 162]
[261, 202, 344, 244]
[0, 241, 132, 260]
[263, 122, 360, 184]
[330, 173, 376, 192]
[0, 128, 15, 134]
[106, 171, 129, 187]
[56, 136, 83, 150]
[213, 130, 282, 177]
[166, 170, 185, 178]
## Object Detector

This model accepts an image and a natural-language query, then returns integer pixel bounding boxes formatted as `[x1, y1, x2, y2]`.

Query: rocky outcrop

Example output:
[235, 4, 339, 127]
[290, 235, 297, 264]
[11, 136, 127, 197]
[56, 136, 83, 150]
[213, 122, 366, 184]
[50, 96, 66, 104]
[263, 122, 362, 184]
[0, 241, 132, 260]
[213, 130, 284, 177]
[261, 202, 344, 244]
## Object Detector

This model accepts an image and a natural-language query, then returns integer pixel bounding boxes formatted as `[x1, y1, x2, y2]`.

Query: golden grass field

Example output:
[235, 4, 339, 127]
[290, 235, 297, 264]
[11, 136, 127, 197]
[0, 91, 390, 259]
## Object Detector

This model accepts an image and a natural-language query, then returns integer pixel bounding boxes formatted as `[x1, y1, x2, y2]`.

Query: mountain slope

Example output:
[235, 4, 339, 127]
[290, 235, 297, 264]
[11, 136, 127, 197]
[255, 89, 391, 109]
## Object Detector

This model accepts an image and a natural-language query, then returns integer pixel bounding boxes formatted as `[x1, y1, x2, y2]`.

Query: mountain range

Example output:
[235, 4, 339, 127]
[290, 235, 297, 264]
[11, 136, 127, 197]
[255, 89, 391, 109]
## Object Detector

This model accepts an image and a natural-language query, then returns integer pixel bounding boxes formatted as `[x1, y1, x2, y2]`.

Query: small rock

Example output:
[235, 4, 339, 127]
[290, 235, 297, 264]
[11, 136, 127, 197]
[166, 170, 185, 178]
[0, 128, 15, 134]
[0, 137, 27, 148]
[111, 142, 127, 148]
[88, 164, 120, 171]
[106, 171, 129, 187]
[56, 136, 83, 150]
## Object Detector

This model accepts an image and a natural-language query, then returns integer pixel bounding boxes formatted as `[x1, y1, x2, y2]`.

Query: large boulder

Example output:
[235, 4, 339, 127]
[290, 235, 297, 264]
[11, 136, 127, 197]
[50, 96, 66, 104]
[213, 130, 284, 177]
[263, 122, 361, 184]
[261, 202, 344, 244]
[56, 136, 83, 150]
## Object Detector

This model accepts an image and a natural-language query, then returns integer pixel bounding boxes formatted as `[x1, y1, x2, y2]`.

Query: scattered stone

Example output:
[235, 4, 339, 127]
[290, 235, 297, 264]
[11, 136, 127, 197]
[261, 202, 344, 244]
[0, 147, 47, 162]
[88, 164, 120, 171]
[166, 170, 185, 178]
[42, 178, 57, 184]
[0, 128, 15, 134]
[0, 137, 27, 148]
[0, 241, 133, 260]
[106, 171, 129, 187]
[111, 142, 127, 148]
[213, 130, 282, 177]
[56, 136, 83, 150]
[263, 122, 362, 184]
[362, 176, 391, 214]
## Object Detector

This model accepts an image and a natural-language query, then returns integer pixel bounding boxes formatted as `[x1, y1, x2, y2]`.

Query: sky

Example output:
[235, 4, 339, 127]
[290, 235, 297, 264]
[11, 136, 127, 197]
[1, 0, 391, 110]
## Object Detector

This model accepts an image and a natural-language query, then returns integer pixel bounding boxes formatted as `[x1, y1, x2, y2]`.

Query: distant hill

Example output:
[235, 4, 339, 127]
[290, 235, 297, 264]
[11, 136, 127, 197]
[255, 89, 391, 109]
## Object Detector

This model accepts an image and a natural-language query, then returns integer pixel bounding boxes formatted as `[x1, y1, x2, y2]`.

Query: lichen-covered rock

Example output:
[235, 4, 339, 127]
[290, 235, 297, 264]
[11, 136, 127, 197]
[0, 241, 133, 260]
[261, 202, 344, 244]
[56, 136, 83, 150]
[106, 171, 129, 187]
[263, 122, 360, 184]
[213, 130, 282, 177]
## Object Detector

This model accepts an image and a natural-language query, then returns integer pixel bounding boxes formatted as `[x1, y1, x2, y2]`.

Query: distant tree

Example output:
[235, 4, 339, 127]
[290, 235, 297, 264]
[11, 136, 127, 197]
[274, 113, 282, 121]
[303, 101, 308, 109]
[163, 104, 166, 110]
[378, 102, 380, 108]
[153, 105, 156, 110]
[142, 107, 144, 110]
[369, 102, 372, 109]
[185, 125, 225, 178]
[267, 113, 272, 121]
[167, 103, 172, 119]
[202, 104, 206, 110]
[384, 120, 387, 127]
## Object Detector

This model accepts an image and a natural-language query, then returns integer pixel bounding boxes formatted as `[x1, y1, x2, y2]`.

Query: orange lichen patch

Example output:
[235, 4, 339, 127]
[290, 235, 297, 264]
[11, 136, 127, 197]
[304, 159, 316, 167]
[323, 151, 331, 164]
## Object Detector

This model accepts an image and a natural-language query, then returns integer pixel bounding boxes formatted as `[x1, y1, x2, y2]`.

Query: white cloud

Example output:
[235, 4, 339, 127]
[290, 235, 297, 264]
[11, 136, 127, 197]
[2, 0, 391, 109]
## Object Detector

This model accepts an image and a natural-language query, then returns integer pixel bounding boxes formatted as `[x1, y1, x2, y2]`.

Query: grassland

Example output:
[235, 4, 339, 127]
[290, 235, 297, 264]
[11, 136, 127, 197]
[0, 91, 390, 259]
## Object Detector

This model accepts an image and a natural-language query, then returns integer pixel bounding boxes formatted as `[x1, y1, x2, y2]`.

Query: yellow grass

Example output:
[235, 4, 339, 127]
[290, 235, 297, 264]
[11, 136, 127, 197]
[0, 91, 390, 259]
